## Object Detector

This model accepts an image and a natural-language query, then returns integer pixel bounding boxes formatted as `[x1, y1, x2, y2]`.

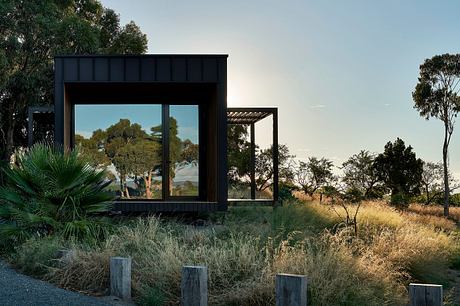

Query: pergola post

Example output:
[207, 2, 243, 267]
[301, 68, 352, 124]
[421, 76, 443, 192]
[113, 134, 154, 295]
[272, 109, 279, 204]
[250, 123, 256, 200]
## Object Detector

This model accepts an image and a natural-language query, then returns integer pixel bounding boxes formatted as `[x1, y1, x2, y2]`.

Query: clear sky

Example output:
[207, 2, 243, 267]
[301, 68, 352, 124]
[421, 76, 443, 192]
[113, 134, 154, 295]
[100, 0, 460, 177]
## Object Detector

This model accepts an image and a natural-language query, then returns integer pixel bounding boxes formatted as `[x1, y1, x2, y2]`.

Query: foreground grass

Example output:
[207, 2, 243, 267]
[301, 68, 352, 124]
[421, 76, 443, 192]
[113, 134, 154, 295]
[8, 200, 460, 306]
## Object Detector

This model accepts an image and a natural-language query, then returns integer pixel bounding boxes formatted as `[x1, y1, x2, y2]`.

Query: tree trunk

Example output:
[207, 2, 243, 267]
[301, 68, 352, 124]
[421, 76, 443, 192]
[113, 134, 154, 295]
[144, 172, 152, 199]
[443, 123, 450, 217]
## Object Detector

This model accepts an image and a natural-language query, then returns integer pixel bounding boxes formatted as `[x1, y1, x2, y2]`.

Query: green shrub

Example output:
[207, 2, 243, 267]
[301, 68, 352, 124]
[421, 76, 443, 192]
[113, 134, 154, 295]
[390, 192, 410, 208]
[278, 182, 296, 202]
[0, 143, 114, 249]
[138, 285, 166, 306]
[12, 236, 64, 277]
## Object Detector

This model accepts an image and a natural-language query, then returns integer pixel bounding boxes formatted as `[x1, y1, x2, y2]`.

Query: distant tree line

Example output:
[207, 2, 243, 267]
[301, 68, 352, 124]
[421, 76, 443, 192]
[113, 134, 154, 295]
[228, 130, 459, 208]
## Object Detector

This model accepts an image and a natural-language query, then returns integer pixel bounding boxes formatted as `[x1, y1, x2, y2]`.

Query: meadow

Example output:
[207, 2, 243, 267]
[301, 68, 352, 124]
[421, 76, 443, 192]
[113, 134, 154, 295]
[8, 199, 460, 306]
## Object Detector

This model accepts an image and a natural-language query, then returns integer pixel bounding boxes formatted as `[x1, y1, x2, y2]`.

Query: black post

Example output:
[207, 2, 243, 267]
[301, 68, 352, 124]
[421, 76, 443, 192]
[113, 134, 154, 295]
[272, 109, 279, 204]
[27, 108, 33, 147]
[250, 123, 256, 200]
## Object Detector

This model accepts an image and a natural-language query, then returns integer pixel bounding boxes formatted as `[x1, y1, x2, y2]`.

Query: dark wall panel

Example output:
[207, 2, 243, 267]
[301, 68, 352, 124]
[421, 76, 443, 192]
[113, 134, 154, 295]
[187, 58, 202, 82]
[203, 58, 218, 82]
[172, 58, 187, 82]
[110, 58, 124, 81]
[94, 58, 109, 81]
[63, 58, 78, 81]
[79, 58, 93, 81]
[156, 58, 171, 81]
[141, 58, 155, 81]
[125, 58, 140, 81]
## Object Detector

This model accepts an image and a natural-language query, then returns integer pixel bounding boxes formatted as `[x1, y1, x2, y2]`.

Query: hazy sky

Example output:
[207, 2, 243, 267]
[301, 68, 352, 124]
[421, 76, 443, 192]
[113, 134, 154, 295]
[101, 0, 460, 177]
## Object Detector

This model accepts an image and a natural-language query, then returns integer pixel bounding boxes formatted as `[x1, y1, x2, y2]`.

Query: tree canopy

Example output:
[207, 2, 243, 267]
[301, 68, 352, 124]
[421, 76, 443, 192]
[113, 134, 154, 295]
[0, 0, 147, 161]
[373, 138, 423, 204]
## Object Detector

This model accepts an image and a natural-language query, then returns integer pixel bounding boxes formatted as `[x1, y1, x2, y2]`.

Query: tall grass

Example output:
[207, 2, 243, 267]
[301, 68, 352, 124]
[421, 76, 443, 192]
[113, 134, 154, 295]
[10, 200, 460, 305]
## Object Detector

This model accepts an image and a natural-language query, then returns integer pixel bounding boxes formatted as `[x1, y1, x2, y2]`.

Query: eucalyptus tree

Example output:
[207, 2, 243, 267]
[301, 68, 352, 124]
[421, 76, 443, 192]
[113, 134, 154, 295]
[0, 0, 147, 161]
[413, 54, 460, 216]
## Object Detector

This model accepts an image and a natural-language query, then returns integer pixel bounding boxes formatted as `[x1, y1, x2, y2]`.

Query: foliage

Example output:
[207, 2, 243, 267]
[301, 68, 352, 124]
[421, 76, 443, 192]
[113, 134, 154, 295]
[295, 157, 335, 196]
[373, 138, 423, 205]
[138, 285, 166, 306]
[227, 125, 251, 184]
[0, 144, 114, 249]
[278, 182, 297, 202]
[11, 236, 63, 276]
[413, 53, 460, 216]
[341, 150, 382, 199]
[255, 144, 295, 191]
[0, 0, 148, 162]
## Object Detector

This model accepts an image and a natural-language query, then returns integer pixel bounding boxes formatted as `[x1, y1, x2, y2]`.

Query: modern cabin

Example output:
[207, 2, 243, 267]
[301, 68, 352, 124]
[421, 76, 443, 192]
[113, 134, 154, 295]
[31, 54, 279, 212]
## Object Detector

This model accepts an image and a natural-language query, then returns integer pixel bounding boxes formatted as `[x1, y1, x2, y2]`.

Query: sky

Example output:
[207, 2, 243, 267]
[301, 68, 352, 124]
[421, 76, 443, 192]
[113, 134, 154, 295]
[100, 0, 460, 177]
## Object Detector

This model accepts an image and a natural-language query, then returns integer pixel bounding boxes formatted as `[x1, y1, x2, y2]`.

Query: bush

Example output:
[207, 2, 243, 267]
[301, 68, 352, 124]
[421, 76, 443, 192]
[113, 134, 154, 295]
[278, 182, 296, 202]
[390, 193, 411, 208]
[0, 143, 114, 250]
[12, 236, 64, 277]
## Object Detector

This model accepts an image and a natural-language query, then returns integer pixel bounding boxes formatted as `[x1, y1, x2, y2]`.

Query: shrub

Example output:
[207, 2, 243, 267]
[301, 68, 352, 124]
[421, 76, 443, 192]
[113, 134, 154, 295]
[278, 182, 296, 202]
[12, 236, 64, 277]
[0, 143, 114, 249]
[390, 192, 411, 208]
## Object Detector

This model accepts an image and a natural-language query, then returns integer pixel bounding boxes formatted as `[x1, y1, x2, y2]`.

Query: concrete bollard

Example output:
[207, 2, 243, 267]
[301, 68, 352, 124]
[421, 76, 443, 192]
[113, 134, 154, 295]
[275, 273, 308, 306]
[409, 283, 443, 306]
[181, 266, 208, 306]
[110, 257, 132, 300]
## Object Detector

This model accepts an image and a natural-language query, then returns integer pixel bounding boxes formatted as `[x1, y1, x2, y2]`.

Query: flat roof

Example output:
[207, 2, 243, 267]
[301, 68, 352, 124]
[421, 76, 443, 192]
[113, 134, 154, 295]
[54, 54, 229, 58]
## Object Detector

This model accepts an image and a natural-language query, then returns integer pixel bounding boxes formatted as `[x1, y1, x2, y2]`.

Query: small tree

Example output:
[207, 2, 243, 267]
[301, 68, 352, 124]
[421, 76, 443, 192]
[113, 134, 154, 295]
[295, 157, 334, 197]
[373, 138, 423, 207]
[413, 54, 460, 216]
[341, 150, 382, 199]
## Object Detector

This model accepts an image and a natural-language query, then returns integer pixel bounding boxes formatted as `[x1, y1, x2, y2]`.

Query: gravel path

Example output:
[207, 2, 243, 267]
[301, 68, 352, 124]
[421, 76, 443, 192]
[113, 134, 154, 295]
[0, 261, 124, 306]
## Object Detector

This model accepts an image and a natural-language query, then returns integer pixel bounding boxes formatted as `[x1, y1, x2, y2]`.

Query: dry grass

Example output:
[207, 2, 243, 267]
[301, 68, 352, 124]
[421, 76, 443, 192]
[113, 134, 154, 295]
[13, 199, 460, 306]
[408, 203, 460, 222]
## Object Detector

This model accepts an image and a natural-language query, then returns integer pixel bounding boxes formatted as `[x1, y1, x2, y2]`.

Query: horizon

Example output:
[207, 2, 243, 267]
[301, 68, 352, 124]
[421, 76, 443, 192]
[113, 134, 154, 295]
[101, 0, 460, 178]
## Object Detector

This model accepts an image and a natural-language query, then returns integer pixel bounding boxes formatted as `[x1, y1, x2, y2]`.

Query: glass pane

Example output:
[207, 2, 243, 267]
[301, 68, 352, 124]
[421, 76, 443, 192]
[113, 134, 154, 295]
[75, 104, 162, 199]
[169, 105, 199, 196]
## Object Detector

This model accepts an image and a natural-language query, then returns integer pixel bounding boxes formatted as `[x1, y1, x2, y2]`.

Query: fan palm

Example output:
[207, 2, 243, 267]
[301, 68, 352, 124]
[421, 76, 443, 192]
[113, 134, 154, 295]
[0, 144, 114, 248]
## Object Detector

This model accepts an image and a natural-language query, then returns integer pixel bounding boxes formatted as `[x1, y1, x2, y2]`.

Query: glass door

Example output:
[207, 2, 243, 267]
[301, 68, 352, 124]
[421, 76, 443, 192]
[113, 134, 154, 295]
[165, 105, 200, 199]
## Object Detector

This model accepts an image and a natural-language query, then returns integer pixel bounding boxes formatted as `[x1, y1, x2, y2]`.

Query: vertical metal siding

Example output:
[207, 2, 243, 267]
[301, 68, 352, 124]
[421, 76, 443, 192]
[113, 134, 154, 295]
[94, 58, 109, 81]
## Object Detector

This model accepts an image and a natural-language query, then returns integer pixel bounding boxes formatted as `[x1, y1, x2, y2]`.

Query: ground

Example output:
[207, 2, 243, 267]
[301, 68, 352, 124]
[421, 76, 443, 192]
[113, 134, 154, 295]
[0, 261, 132, 306]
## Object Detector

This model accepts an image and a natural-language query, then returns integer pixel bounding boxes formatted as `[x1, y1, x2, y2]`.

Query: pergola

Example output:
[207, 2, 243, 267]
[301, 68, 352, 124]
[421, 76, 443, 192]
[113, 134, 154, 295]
[227, 107, 279, 205]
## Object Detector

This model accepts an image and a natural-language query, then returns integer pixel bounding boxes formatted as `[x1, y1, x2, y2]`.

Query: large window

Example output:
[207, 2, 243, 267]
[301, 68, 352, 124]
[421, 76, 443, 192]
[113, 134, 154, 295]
[75, 104, 163, 199]
[74, 104, 200, 200]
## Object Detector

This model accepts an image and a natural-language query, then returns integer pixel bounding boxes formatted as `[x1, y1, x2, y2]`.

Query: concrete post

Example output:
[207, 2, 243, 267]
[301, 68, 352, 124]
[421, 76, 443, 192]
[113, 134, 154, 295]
[275, 273, 307, 306]
[110, 257, 132, 300]
[409, 283, 443, 306]
[181, 266, 208, 306]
